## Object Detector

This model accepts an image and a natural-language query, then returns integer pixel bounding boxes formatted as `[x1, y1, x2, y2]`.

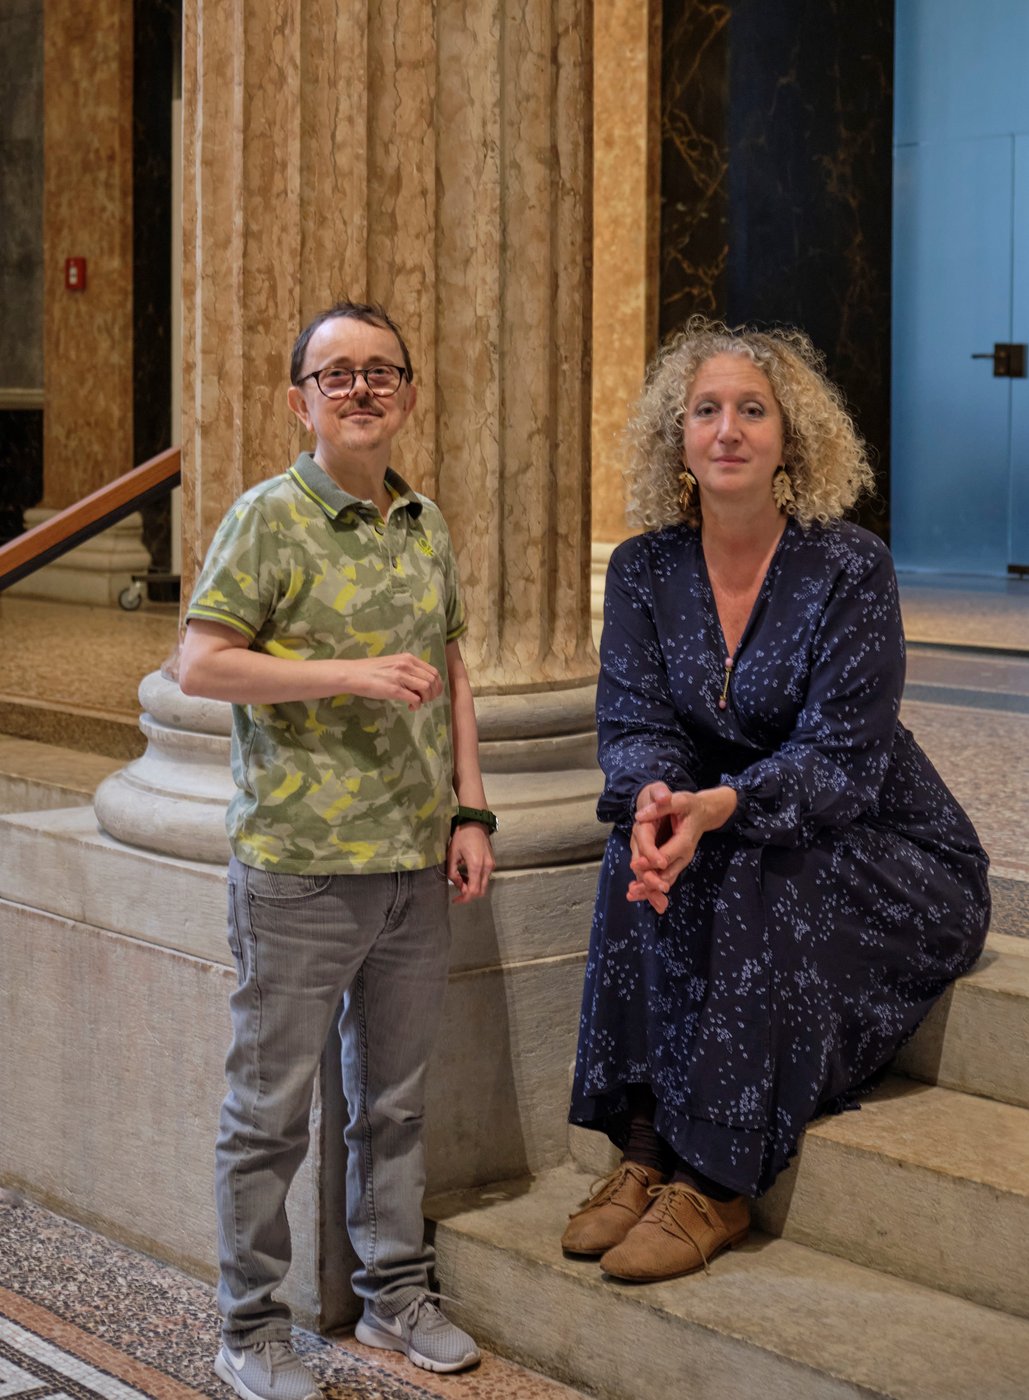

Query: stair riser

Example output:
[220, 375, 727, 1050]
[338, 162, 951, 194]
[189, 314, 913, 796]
[989, 875, 1029, 941]
[433, 1228, 873, 1400]
[896, 980, 1029, 1109]
[0, 776, 95, 815]
[755, 1138, 1029, 1318]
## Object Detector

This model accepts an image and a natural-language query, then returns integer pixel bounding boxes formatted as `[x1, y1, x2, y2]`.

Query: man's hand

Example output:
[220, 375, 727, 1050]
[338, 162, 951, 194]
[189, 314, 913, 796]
[446, 823, 495, 904]
[340, 654, 443, 710]
[628, 784, 737, 914]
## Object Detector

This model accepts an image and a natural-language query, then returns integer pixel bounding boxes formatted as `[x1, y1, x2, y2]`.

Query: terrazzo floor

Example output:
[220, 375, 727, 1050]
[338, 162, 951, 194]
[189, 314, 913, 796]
[0, 1192, 587, 1400]
[897, 572, 1029, 651]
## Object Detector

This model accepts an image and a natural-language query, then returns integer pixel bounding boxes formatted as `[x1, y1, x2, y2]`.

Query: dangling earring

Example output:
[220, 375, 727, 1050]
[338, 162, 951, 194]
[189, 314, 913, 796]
[678, 468, 698, 514]
[772, 465, 796, 514]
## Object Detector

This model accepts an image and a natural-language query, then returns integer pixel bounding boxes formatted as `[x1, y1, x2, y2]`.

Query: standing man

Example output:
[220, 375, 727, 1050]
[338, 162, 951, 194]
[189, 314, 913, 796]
[180, 301, 496, 1400]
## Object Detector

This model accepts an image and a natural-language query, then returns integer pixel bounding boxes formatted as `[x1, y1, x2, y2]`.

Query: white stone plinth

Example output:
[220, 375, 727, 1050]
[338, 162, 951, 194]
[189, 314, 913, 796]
[0, 801, 598, 1323]
[95, 673, 607, 868]
[8, 509, 152, 606]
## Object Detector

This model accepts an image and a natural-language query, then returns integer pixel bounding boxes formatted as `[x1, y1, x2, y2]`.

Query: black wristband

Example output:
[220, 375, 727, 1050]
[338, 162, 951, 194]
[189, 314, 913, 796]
[451, 804, 499, 835]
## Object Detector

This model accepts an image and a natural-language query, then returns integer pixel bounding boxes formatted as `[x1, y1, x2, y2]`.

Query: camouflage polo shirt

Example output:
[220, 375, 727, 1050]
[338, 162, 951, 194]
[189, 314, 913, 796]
[186, 453, 466, 874]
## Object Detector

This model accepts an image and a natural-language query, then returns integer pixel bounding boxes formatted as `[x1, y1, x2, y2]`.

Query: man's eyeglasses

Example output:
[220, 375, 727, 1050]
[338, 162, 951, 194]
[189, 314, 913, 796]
[297, 364, 408, 399]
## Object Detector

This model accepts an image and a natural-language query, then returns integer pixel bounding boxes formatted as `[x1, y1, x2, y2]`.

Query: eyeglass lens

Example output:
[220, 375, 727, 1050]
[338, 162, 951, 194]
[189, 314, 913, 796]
[318, 365, 403, 397]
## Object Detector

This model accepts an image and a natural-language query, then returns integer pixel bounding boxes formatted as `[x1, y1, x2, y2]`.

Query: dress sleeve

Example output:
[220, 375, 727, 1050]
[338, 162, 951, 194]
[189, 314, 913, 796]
[722, 542, 904, 846]
[596, 542, 701, 827]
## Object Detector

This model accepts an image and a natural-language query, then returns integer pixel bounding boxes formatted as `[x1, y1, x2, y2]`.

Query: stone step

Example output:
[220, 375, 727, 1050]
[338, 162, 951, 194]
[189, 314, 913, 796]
[0, 735, 123, 814]
[755, 1077, 1029, 1318]
[895, 931, 1029, 1108]
[0, 696, 144, 760]
[990, 871, 1029, 941]
[427, 1161, 1029, 1400]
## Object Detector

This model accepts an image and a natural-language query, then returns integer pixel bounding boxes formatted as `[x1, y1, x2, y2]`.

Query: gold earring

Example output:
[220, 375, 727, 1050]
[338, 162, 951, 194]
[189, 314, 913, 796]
[678, 468, 698, 513]
[772, 465, 796, 513]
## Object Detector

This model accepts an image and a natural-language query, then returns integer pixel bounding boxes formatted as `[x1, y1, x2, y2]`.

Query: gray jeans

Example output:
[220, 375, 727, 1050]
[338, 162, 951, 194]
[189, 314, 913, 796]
[215, 857, 452, 1346]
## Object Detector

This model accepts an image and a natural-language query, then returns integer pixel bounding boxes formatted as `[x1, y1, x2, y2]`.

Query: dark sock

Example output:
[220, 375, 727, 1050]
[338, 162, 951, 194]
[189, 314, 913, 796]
[670, 1163, 738, 1202]
[617, 1085, 675, 1176]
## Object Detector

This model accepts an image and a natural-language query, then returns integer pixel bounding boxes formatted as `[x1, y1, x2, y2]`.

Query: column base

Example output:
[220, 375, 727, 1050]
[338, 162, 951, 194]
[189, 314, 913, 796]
[94, 673, 607, 868]
[8, 509, 151, 607]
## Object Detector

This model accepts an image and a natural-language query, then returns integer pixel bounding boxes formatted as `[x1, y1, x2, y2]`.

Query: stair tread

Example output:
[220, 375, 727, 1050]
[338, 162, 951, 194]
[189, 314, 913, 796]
[428, 1162, 1029, 1400]
[0, 734, 122, 790]
[803, 1078, 1029, 1193]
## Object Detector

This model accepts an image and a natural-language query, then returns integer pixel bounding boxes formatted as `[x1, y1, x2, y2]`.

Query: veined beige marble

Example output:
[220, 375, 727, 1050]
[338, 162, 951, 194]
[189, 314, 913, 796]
[42, 0, 134, 507]
[180, 0, 596, 694]
[590, 0, 659, 545]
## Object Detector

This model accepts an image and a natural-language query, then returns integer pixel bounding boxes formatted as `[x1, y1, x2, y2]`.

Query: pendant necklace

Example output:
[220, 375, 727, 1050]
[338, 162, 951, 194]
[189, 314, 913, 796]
[717, 655, 734, 711]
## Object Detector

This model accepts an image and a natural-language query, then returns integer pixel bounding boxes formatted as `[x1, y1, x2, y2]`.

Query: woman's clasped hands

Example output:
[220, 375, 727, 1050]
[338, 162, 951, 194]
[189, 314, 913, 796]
[628, 782, 738, 914]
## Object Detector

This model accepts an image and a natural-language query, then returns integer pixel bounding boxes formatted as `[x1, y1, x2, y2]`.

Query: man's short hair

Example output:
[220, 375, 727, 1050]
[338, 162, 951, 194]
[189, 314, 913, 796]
[290, 301, 415, 386]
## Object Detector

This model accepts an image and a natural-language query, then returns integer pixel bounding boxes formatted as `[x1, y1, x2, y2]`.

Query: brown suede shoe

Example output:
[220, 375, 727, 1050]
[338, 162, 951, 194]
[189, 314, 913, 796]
[560, 1162, 667, 1256]
[600, 1183, 750, 1281]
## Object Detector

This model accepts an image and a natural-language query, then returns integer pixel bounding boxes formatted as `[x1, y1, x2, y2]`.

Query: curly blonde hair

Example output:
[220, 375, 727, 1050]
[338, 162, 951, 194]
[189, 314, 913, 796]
[625, 316, 875, 530]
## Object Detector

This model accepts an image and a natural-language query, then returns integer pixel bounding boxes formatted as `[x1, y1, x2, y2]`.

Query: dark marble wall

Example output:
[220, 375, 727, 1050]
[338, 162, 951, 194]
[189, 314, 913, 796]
[0, 0, 44, 390]
[0, 410, 43, 544]
[0, 0, 44, 540]
[658, 0, 729, 338]
[134, 0, 181, 577]
[659, 0, 894, 530]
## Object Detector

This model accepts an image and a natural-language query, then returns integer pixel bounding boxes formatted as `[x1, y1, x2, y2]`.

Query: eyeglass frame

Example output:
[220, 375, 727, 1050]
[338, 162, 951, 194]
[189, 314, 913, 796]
[295, 363, 410, 400]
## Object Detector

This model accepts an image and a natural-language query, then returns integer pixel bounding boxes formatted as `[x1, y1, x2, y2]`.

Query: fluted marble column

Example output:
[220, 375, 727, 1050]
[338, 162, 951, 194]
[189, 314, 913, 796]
[96, 0, 602, 868]
[590, 0, 660, 635]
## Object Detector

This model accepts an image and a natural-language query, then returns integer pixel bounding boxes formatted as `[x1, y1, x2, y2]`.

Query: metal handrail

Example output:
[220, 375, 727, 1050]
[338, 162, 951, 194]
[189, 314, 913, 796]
[0, 446, 181, 592]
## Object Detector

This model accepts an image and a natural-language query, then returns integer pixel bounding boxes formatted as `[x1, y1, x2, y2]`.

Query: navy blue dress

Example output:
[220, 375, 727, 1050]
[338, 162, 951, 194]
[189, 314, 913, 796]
[569, 519, 990, 1196]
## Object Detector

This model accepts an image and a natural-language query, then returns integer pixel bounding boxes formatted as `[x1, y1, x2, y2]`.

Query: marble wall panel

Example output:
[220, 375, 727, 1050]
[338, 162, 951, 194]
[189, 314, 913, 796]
[42, 0, 134, 508]
[591, 0, 660, 545]
[726, 0, 894, 531]
[0, 0, 44, 391]
[43, 0, 135, 509]
[658, 0, 728, 338]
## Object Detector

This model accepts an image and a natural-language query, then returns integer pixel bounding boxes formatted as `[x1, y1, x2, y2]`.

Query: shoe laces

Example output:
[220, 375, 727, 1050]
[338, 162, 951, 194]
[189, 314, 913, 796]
[645, 1183, 714, 1273]
[400, 1291, 452, 1332]
[251, 1340, 304, 1374]
[571, 1162, 648, 1216]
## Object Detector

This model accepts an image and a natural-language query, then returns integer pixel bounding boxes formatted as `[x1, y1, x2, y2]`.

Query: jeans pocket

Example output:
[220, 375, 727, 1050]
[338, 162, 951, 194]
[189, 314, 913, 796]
[245, 867, 333, 902]
[226, 876, 249, 984]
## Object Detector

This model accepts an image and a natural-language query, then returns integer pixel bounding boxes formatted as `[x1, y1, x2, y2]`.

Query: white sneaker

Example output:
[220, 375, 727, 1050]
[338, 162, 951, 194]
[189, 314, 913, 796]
[213, 1340, 320, 1400]
[355, 1294, 480, 1373]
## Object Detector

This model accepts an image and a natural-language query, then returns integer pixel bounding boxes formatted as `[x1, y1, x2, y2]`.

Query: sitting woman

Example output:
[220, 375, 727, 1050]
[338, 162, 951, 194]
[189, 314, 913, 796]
[564, 317, 990, 1282]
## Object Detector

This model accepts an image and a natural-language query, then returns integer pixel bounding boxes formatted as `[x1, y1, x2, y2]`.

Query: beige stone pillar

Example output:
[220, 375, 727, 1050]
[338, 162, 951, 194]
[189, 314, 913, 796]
[42, 0, 134, 507]
[20, 0, 150, 604]
[99, 0, 602, 868]
[590, 0, 660, 629]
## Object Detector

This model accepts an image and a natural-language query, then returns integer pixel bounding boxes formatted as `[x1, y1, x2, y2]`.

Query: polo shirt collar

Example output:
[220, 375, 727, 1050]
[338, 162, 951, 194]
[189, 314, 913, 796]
[287, 453, 423, 520]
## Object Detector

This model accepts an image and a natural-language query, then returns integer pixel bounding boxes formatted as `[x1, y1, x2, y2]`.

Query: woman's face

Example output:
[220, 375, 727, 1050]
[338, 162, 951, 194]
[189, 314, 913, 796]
[682, 353, 784, 510]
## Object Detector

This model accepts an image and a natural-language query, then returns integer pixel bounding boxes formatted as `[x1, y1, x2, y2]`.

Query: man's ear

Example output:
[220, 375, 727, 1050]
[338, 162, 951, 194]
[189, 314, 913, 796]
[402, 381, 418, 422]
[287, 384, 312, 430]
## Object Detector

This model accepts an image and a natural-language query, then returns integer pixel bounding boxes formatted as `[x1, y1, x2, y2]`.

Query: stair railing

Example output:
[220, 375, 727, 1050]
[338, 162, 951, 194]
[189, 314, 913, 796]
[0, 447, 181, 593]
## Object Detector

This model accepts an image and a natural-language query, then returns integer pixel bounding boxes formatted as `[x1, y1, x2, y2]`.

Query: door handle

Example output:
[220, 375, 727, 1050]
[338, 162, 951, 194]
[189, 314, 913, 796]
[970, 343, 1027, 377]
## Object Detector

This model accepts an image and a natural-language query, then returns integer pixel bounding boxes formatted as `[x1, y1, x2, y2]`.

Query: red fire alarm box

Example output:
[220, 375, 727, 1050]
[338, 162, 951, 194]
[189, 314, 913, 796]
[65, 257, 87, 291]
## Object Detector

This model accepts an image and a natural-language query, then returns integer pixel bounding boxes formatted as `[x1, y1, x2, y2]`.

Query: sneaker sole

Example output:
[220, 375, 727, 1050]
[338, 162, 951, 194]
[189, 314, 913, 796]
[213, 1351, 320, 1400]
[354, 1318, 479, 1374]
